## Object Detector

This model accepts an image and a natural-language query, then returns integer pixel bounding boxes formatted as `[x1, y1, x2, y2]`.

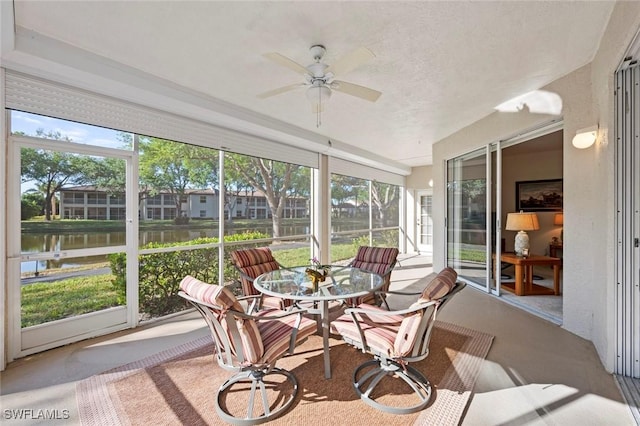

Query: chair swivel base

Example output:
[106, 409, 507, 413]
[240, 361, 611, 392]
[216, 367, 298, 425]
[352, 359, 433, 415]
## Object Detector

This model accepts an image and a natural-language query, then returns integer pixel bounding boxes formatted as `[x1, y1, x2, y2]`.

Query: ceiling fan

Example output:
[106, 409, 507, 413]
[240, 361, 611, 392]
[258, 45, 382, 126]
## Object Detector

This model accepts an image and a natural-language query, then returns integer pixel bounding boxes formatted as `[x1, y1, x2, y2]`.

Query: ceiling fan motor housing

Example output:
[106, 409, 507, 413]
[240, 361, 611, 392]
[309, 44, 326, 61]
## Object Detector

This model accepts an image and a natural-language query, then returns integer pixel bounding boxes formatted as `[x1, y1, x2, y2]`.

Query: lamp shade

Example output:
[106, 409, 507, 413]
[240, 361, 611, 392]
[505, 212, 540, 231]
[505, 211, 539, 256]
[554, 212, 563, 226]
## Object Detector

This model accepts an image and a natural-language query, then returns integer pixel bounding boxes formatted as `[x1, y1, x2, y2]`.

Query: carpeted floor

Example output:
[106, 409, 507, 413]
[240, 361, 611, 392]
[77, 320, 493, 426]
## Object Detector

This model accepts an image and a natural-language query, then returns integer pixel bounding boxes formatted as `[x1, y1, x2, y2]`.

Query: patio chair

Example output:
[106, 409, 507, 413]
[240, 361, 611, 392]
[178, 275, 317, 425]
[330, 267, 465, 414]
[230, 247, 292, 310]
[345, 246, 399, 308]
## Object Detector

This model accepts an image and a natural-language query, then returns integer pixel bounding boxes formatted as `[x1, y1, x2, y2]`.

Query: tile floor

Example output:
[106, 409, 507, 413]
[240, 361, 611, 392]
[0, 254, 635, 425]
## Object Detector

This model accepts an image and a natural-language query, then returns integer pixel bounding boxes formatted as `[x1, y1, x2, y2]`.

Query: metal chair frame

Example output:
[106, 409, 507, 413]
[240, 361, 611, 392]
[178, 290, 310, 425]
[338, 282, 466, 414]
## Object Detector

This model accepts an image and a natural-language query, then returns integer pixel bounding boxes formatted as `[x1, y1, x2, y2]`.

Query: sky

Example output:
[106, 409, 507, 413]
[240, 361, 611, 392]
[12, 111, 130, 193]
[11, 111, 128, 150]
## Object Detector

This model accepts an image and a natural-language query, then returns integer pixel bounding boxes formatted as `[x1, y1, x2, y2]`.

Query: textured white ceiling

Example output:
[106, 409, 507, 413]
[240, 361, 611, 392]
[13, 1, 614, 168]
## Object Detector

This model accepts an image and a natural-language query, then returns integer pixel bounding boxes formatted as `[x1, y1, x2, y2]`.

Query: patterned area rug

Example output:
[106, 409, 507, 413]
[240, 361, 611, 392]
[77, 321, 493, 425]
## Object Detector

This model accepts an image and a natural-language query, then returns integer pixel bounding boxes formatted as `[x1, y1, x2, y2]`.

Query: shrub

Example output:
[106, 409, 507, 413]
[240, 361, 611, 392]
[174, 215, 190, 225]
[109, 231, 268, 319]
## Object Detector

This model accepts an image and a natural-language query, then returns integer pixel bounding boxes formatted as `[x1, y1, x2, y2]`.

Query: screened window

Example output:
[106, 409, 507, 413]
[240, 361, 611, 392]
[330, 174, 401, 262]
[109, 194, 126, 205]
[87, 193, 107, 204]
[63, 192, 85, 204]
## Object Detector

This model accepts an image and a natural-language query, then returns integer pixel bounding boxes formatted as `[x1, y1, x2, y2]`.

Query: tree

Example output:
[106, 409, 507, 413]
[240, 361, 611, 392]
[138, 137, 217, 223]
[371, 182, 399, 225]
[285, 167, 311, 218]
[219, 158, 253, 223]
[21, 190, 45, 220]
[331, 175, 366, 218]
[225, 153, 298, 238]
[21, 131, 93, 221]
[18, 129, 103, 221]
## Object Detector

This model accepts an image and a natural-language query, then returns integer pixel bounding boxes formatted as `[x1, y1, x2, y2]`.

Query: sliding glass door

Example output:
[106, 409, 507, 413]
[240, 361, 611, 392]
[446, 144, 503, 294]
[447, 147, 489, 288]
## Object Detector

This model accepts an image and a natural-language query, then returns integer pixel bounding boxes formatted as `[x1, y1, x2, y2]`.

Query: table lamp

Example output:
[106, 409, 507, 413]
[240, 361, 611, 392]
[505, 211, 540, 256]
[554, 212, 563, 242]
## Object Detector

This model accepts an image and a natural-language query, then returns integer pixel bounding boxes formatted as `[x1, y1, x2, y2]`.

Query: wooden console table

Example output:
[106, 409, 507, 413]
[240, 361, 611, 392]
[494, 253, 562, 296]
[549, 243, 563, 258]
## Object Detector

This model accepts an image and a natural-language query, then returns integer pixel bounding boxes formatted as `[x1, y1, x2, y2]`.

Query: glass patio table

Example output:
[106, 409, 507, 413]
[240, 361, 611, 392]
[254, 266, 383, 379]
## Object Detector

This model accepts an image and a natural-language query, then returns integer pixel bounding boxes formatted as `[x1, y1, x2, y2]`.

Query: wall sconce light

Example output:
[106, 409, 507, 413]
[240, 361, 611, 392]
[572, 125, 598, 149]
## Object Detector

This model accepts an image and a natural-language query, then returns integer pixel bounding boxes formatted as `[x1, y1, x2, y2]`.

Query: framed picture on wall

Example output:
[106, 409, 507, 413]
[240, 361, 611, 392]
[516, 179, 563, 212]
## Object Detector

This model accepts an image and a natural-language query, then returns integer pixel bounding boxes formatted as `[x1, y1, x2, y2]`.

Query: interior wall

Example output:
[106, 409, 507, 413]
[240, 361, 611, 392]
[432, 1, 640, 372]
[407, 165, 432, 189]
[501, 140, 563, 256]
[406, 165, 433, 253]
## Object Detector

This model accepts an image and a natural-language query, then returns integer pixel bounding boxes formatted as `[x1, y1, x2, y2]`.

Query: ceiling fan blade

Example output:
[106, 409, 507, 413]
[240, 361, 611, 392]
[257, 83, 305, 99]
[263, 52, 309, 75]
[332, 80, 382, 102]
[325, 47, 375, 76]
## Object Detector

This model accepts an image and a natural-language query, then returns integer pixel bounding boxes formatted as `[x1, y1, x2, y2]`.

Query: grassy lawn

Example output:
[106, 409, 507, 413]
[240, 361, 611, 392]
[458, 248, 486, 263]
[20, 243, 362, 326]
[21, 242, 482, 327]
[21, 274, 120, 327]
[271, 243, 357, 266]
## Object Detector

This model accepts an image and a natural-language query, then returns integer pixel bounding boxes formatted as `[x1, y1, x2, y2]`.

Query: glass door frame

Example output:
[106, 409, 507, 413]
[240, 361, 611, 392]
[416, 189, 433, 254]
[445, 143, 503, 295]
[445, 121, 564, 297]
[6, 134, 138, 359]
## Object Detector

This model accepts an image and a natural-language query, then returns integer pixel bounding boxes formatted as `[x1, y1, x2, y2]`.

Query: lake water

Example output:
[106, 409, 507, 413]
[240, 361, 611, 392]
[20, 222, 371, 274]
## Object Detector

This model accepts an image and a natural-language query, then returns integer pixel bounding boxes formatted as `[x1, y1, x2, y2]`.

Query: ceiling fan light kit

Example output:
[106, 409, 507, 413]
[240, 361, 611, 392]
[260, 44, 382, 127]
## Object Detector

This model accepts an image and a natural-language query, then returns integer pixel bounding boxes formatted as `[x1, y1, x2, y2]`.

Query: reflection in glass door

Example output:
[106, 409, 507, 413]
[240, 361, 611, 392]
[8, 134, 134, 356]
[446, 148, 490, 288]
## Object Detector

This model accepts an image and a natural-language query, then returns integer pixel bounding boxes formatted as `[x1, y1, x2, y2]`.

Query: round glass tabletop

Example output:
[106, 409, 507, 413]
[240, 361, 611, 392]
[254, 266, 383, 301]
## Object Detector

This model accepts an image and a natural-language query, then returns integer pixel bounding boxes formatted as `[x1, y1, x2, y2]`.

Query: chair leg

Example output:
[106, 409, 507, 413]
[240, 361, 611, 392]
[216, 367, 298, 425]
[352, 359, 433, 415]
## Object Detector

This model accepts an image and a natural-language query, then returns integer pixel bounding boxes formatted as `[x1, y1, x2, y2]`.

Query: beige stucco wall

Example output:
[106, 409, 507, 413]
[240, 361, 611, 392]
[405, 165, 433, 253]
[431, 1, 640, 372]
[407, 165, 433, 189]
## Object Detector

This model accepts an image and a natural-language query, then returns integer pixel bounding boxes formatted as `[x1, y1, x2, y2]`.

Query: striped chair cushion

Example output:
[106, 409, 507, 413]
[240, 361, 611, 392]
[231, 248, 280, 295]
[393, 311, 424, 356]
[419, 267, 457, 302]
[348, 246, 399, 306]
[231, 247, 291, 309]
[331, 305, 403, 357]
[179, 276, 264, 363]
[332, 305, 425, 358]
[351, 246, 399, 274]
[255, 309, 317, 364]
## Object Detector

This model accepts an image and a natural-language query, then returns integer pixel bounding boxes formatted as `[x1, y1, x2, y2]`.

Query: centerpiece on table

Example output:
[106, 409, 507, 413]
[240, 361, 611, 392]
[305, 257, 331, 292]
